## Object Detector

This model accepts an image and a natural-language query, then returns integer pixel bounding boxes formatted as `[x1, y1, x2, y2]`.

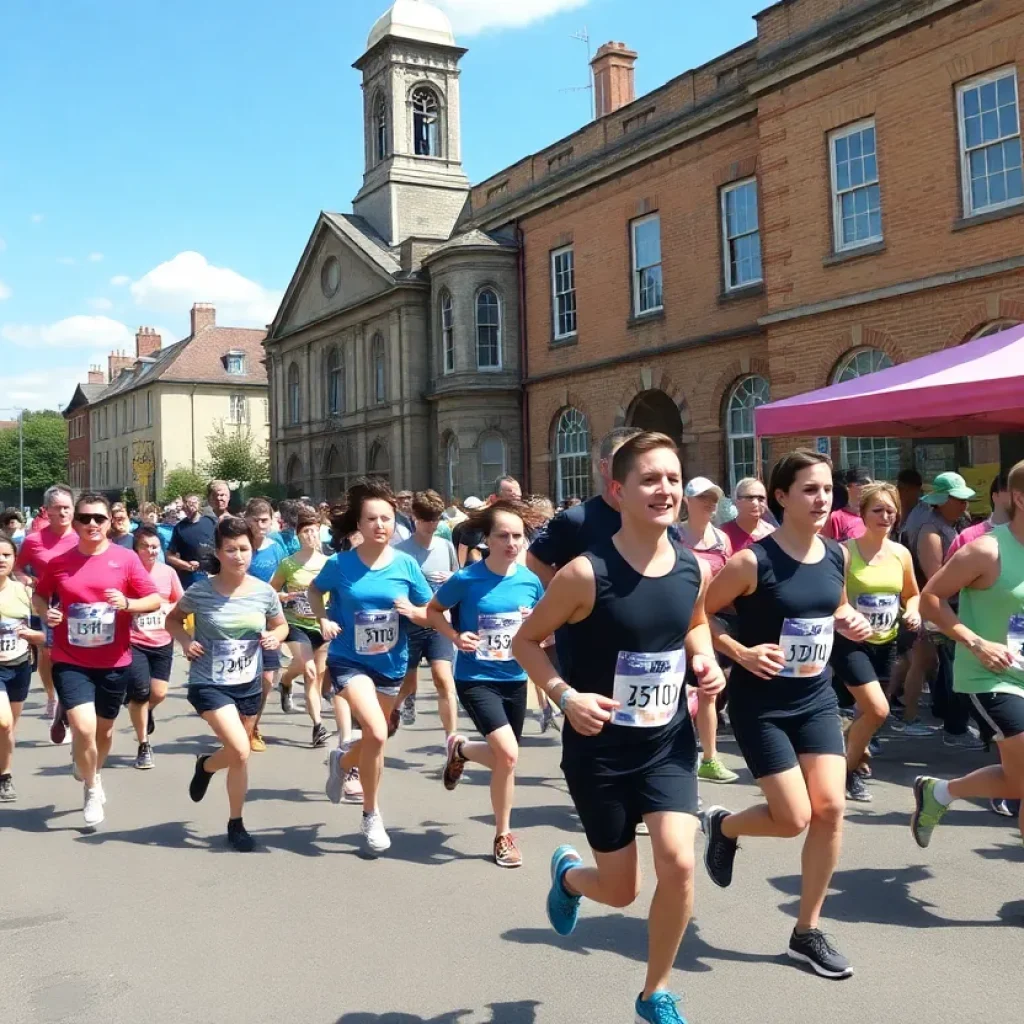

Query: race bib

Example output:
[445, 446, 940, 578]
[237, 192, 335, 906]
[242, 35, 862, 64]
[611, 648, 686, 728]
[856, 593, 900, 636]
[1008, 614, 1024, 670]
[354, 610, 398, 655]
[476, 611, 522, 662]
[286, 591, 313, 618]
[133, 605, 168, 635]
[211, 638, 260, 686]
[0, 617, 28, 661]
[67, 602, 116, 648]
[779, 617, 834, 678]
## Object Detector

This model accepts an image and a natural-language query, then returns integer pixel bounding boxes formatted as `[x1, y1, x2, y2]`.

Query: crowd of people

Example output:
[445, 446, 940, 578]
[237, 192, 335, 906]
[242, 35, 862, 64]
[1, 434, 1022, 1024]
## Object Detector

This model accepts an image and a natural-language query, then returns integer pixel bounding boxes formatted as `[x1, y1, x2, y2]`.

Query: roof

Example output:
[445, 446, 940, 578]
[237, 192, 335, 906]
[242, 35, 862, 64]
[323, 212, 402, 274]
[366, 0, 455, 51]
[423, 228, 517, 261]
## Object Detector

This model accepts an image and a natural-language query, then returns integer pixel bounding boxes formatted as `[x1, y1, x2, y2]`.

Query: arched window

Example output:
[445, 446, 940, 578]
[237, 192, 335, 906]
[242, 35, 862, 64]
[287, 362, 301, 425]
[440, 289, 454, 374]
[555, 408, 592, 503]
[374, 92, 388, 164]
[445, 433, 459, 500]
[323, 445, 342, 500]
[371, 334, 386, 404]
[286, 455, 303, 498]
[326, 347, 343, 416]
[834, 349, 900, 481]
[476, 289, 501, 370]
[725, 376, 771, 492]
[368, 439, 390, 482]
[479, 433, 506, 493]
[412, 87, 440, 157]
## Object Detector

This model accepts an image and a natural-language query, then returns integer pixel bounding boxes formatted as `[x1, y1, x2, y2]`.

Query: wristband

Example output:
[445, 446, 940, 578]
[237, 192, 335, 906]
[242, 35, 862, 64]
[558, 687, 576, 713]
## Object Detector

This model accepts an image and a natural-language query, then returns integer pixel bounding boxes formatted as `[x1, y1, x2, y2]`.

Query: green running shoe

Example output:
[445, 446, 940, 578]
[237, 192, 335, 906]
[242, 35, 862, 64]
[697, 757, 738, 784]
[911, 775, 948, 849]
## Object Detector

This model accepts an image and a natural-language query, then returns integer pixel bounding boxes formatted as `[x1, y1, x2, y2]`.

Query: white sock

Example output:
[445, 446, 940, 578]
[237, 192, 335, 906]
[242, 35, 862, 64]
[932, 779, 953, 806]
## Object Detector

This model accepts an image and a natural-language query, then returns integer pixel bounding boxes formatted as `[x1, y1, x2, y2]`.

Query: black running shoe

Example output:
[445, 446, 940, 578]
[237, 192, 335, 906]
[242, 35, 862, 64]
[147, 708, 155, 736]
[281, 687, 295, 714]
[701, 806, 738, 888]
[311, 723, 329, 748]
[189, 754, 213, 803]
[787, 928, 853, 979]
[0, 773, 15, 802]
[845, 771, 871, 803]
[227, 818, 255, 853]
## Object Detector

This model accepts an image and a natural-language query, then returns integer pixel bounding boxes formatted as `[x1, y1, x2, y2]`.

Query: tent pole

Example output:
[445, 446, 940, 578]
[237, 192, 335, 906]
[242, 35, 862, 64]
[755, 433, 764, 481]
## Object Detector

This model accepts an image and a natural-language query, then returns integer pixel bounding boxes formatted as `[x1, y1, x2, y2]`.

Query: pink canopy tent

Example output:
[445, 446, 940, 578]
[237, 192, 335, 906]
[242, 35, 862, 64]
[755, 322, 1024, 438]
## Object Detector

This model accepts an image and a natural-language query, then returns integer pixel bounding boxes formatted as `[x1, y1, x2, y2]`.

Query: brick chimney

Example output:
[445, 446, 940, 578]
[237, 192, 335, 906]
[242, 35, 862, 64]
[135, 326, 162, 359]
[87, 365, 105, 385]
[108, 350, 133, 380]
[190, 302, 216, 335]
[591, 42, 638, 119]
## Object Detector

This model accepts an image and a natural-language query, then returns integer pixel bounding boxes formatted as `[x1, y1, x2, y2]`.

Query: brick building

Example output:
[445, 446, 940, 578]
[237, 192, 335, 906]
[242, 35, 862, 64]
[62, 368, 106, 489]
[462, 0, 1024, 499]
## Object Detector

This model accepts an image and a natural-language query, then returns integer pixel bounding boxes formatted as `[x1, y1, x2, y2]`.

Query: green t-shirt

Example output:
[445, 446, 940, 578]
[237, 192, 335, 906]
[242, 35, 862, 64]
[278, 551, 328, 631]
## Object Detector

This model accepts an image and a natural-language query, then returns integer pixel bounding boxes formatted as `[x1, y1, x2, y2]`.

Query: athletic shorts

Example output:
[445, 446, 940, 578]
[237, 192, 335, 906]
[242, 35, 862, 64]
[262, 647, 281, 672]
[408, 625, 453, 666]
[967, 691, 1024, 742]
[0, 661, 31, 704]
[562, 721, 699, 854]
[327, 660, 402, 698]
[52, 663, 129, 721]
[187, 684, 262, 718]
[896, 622, 917, 657]
[127, 642, 174, 703]
[456, 679, 526, 740]
[286, 623, 325, 651]
[831, 634, 897, 687]
[729, 698, 845, 779]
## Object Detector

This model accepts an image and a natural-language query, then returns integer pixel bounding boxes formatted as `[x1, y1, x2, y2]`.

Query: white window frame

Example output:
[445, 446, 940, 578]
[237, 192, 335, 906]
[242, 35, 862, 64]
[724, 376, 771, 493]
[957, 66, 1023, 218]
[720, 178, 763, 290]
[226, 353, 246, 375]
[440, 291, 455, 374]
[229, 394, 247, 425]
[551, 246, 578, 341]
[630, 214, 663, 316]
[829, 119, 883, 251]
[475, 289, 502, 371]
[555, 408, 592, 503]
[478, 433, 507, 492]
[834, 349, 902, 481]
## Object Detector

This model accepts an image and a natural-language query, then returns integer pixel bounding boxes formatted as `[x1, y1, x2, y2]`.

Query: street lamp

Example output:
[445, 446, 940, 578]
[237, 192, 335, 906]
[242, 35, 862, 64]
[0, 407, 25, 513]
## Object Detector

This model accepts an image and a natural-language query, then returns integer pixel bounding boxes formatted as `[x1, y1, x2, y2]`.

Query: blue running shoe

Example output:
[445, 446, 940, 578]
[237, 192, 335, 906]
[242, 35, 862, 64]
[635, 990, 687, 1023]
[547, 844, 582, 936]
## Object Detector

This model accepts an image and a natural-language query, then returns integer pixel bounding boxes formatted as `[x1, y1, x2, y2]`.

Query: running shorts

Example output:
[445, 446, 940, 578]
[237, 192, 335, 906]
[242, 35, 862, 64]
[455, 679, 526, 740]
[187, 684, 262, 718]
[327, 659, 402, 697]
[728, 697, 845, 779]
[831, 634, 897, 687]
[52, 663, 129, 721]
[286, 624, 325, 651]
[127, 642, 174, 703]
[407, 625, 453, 666]
[967, 691, 1024, 742]
[0, 661, 31, 704]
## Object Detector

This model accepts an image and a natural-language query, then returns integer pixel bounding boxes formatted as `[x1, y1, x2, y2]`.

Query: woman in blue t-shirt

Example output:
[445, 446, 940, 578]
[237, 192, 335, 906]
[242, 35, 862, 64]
[309, 479, 432, 857]
[407, 501, 543, 869]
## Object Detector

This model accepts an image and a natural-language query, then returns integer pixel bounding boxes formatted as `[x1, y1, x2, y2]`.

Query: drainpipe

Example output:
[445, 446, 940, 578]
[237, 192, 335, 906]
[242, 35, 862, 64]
[516, 223, 531, 492]
[190, 385, 198, 469]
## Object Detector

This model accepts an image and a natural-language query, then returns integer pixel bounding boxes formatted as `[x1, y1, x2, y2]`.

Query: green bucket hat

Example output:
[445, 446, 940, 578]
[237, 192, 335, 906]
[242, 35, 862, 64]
[922, 471, 976, 505]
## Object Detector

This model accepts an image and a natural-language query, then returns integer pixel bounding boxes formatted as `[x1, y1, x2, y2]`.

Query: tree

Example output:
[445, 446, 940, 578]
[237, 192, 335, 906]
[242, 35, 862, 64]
[0, 411, 68, 490]
[159, 466, 208, 506]
[202, 423, 270, 488]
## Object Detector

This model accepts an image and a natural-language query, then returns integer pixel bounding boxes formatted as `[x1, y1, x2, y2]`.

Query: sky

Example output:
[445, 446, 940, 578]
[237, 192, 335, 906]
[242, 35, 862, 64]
[0, 0, 767, 413]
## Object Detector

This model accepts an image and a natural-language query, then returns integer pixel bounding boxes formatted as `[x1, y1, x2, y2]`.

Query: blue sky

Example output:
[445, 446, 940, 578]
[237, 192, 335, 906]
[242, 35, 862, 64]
[0, 0, 766, 411]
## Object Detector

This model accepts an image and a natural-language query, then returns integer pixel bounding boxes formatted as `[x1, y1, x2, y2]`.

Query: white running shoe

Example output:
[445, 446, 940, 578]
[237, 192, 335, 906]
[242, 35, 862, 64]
[83, 784, 104, 827]
[95, 773, 106, 805]
[326, 748, 345, 805]
[361, 811, 391, 855]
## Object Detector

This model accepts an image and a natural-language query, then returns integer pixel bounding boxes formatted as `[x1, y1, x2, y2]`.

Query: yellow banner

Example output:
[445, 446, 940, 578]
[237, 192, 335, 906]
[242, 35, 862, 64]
[959, 463, 998, 516]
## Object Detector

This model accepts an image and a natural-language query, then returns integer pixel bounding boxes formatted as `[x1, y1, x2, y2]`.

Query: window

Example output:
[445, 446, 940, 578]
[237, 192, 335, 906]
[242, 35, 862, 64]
[725, 376, 771, 491]
[229, 394, 247, 425]
[412, 87, 440, 157]
[368, 439, 389, 481]
[262, 398, 269, 424]
[830, 121, 882, 251]
[834, 349, 901, 481]
[145, 391, 152, 427]
[551, 247, 577, 340]
[226, 352, 246, 375]
[555, 408, 592, 503]
[327, 347, 343, 415]
[121, 401, 127, 434]
[476, 289, 501, 369]
[129, 395, 136, 432]
[445, 434, 459, 499]
[102, 407, 108, 439]
[287, 362, 301, 424]
[374, 92, 388, 163]
[440, 290, 455, 374]
[371, 335, 386, 404]
[958, 67, 1023, 217]
[631, 214, 663, 315]
[479, 433, 506, 491]
[721, 179, 763, 289]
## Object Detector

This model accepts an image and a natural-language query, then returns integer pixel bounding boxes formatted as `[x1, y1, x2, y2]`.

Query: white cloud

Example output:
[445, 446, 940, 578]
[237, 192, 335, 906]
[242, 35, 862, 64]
[6, 361, 110, 412]
[86, 297, 113, 311]
[110, 274, 131, 287]
[88, 252, 103, 262]
[57, 256, 76, 266]
[0, 281, 10, 301]
[1, 314, 133, 350]
[30, 213, 44, 224]
[129, 251, 282, 327]
[434, 0, 591, 34]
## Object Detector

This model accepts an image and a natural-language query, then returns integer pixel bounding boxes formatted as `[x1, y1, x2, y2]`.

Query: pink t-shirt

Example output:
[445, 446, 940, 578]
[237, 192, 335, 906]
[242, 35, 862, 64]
[945, 519, 992, 561]
[823, 507, 866, 542]
[130, 562, 183, 649]
[36, 545, 158, 669]
[721, 519, 775, 553]
[15, 527, 79, 578]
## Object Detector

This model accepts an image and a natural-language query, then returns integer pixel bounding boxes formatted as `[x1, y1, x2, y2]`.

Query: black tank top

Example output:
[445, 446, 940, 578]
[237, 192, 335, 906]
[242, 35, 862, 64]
[730, 534, 845, 711]
[563, 538, 701, 761]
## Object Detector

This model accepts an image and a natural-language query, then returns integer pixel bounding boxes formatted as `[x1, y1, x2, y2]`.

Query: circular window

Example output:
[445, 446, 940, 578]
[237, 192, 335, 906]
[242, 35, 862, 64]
[321, 256, 341, 298]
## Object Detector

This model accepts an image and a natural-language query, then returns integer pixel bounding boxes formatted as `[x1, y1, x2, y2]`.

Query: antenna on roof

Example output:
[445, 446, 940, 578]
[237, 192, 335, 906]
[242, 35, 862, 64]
[559, 26, 595, 121]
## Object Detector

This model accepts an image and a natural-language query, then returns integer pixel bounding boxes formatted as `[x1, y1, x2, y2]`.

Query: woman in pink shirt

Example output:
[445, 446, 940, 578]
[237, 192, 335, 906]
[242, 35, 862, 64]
[722, 477, 776, 552]
[822, 467, 871, 542]
[33, 493, 160, 828]
[126, 526, 184, 771]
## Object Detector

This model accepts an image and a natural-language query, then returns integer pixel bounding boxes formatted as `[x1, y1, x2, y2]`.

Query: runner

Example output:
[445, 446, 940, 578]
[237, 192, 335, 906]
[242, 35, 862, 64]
[721, 477, 775, 552]
[830, 483, 920, 802]
[109, 503, 136, 550]
[0, 532, 44, 801]
[126, 525, 184, 770]
[911, 459, 1024, 849]
[945, 472, 1010, 558]
[702, 449, 872, 979]
[823, 467, 871, 542]
[15, 484, 78, 732]
[513, 431, 724, 1024]
[166, 493, 216, 589]
[32, 493, 161, 827]
[2, 509, 26, 550]
[455, 478, 522, 567]
[166, 516, 287, 852]
[412, 500, 543, 868]
[272, 499, 302, 558]
[309, 479, 432, 856]
[522, 494, 560, 732]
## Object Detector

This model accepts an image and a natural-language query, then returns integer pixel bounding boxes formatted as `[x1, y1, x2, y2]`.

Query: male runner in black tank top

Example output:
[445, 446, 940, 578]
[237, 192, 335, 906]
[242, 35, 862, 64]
[514, 432, 725, 1024]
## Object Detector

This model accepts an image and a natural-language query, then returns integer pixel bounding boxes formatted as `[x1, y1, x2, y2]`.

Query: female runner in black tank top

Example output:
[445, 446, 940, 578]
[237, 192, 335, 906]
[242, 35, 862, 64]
[703, 449, 872, 981]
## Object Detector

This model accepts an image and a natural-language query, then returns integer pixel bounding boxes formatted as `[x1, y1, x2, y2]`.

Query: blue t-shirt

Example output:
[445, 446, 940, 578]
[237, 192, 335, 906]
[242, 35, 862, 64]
[249, 540, 283, 583]
[272, 530, 301, 557]
[435, 561, 544, 684]
[313, 548, 432, 680]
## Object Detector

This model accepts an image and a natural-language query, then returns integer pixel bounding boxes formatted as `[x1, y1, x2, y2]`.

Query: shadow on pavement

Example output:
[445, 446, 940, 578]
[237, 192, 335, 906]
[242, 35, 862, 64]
[0, 803, 81, 833]
[974, 842, 1024, 862]
[335, 1000, 540, 1023]
[845, 805, 1012, 829]
[470, 803, 582, 834]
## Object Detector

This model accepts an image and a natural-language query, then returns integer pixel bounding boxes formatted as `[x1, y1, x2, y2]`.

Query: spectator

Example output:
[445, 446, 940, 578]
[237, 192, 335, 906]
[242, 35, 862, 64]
[1, 508, 25, 549]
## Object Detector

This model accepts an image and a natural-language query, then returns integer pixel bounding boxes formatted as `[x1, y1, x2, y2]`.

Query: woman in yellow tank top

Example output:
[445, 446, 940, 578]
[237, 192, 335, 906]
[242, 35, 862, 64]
[832, 483, 920, 802]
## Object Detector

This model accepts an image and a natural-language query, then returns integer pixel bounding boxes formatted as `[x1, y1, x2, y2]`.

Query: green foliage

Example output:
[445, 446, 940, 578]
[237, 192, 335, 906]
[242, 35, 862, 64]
[0, 411, 68, 490]
[202, 423, 270, 487]
[159, 466, 208, 506]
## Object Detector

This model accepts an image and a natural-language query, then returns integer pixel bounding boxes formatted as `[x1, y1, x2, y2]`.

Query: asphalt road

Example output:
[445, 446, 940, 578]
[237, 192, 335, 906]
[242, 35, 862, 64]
[2, 660, 1021, 1024]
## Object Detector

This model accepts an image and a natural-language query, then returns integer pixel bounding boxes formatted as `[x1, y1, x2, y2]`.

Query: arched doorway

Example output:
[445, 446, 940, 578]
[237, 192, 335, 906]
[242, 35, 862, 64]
[285, 455, 304, 499]
[626, 389, 684, 446]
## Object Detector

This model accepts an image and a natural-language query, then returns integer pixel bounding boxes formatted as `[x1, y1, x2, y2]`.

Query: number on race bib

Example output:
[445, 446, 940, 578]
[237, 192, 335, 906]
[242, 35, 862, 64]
[778, 617, 834, 678]
[611, 649, 686, 728]
[67, 603, 116, 648]
[476, 612, 522, 662]
[286, 592, 313, 619]
[354, 610, 399, 655]
[1008, 614, 1024, 670]
[855, 593, 900, 636]
[211, 639, 260, 686]
[0, 618, 28, 661]
[133, 606, 168, 634]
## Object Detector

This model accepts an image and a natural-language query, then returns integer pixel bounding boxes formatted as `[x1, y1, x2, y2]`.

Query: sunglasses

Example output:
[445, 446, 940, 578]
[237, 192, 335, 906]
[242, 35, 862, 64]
[75, 513, 109, 525]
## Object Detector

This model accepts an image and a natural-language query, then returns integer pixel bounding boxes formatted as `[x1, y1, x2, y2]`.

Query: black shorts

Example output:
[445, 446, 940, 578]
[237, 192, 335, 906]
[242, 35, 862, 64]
[896, 622, 917, 656]
[456, 679, 527, 740]
[286, 623, 325, 651]
[967, 691, 1024, 742]
[52, 662, 129, 721]
[0, 661, 31, 704]
[831, 634, 897, 687]
[187, 684, 262, 718]
[262, 647, 281, 672]
[729, 697, 845, 779]
[127, 642, 174, 703]
[327, 659, 402, 697]
[562, 720, 699, 854]
[407, 626, 453, 666]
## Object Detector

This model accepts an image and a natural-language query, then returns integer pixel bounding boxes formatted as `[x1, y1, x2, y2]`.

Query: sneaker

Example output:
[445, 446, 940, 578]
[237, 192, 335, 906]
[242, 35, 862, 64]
[95, 773, 106, 805]
[189, 755, 213, 803]
[942, 730, 985, 751]
[325, 747, 345, 804]
[635, 820, 650, 837]
[401, 695, 416, 726]
[0, 774, 15, 802]
[546, 844, 583, 936]
[635, 990, 688, 1023]
[44, 697, 57, 722]
[82, 783, 104, 827]
[227, 818, 255, 853]
[787, 928, 853, 979]
[147, 708, 155, 736]
[134, 742, 154, 771]
[854, 762, 872, 779]
[990, 798, 1013, 817]
[911, 775, 949, 849]
[361, 810, 391, 855]
[311, 723, 329, 748]
[494, 832, 523, 868]
[867, 737, 882, 757]
[49, 702, 67, 745]
[342, 767, 363, 803]
[697, 757, 739, 784]
[250, 729, 266, 752]
[387, 705, 400, 737]
[701, 806, 737, 889]
[281, 687, 295, 714]
[442, 734, 468, 791]
[845, 771, 871, 803]
[899, 718, 933, 738]
[539, 703, 555, 734]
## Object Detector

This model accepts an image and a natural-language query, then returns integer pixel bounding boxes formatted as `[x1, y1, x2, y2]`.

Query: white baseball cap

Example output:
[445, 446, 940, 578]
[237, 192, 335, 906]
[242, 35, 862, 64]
[463, 496, 485, 510]
[684, 477, 724, 501]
